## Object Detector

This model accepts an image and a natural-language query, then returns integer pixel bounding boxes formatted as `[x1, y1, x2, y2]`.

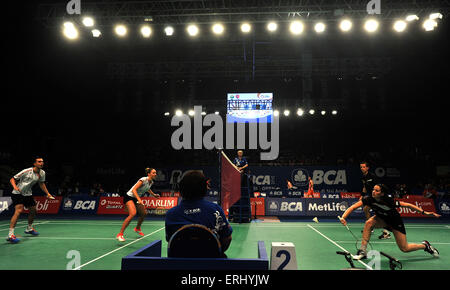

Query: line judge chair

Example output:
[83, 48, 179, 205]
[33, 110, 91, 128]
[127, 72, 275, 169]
[167, 224, 222, 258]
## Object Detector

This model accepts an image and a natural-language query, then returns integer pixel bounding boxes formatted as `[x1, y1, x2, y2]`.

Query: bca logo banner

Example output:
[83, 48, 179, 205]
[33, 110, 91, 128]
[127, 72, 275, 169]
[0, 198, 12, 213]
[439, 202, 450, 215]
[292, 169, 309, 187]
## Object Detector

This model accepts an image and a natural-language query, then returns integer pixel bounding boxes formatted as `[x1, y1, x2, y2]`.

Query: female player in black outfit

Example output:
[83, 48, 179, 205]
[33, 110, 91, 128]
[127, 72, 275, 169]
[340, 184, 440, 260]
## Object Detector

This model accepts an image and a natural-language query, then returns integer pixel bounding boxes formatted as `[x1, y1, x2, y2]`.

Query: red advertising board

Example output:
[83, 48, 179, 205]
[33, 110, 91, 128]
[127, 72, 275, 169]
[97, 197, 126, 214]
[97, 196, 178, 214]
[396, 196, 436, 217]
[23, 196, 62, 214]
[341, 192, 362, 199]
[250, 197, 265, 216]
[303, 192, 321, 198]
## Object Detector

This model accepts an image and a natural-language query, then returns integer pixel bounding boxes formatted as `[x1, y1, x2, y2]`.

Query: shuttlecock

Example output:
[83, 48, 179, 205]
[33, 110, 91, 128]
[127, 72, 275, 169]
[312, 217, 319, 223]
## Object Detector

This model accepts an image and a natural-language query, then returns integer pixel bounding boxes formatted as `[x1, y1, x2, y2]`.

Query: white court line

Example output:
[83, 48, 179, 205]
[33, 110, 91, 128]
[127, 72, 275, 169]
[236, 224, 450, 229]
[73, 227, 165, 270]
[29, 237, 140, 241]
[335, 240, 450, 245]
[0, 221, 49, 232]
[0, 220, 27, 229]
[307, 224, 373, 270]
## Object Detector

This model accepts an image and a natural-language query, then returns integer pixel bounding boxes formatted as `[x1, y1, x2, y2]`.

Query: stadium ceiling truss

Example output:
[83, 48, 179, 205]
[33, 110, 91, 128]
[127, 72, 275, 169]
[106, 57, 391, 80]
[37, 1, 447, 80]
[37, 0, 450, 27]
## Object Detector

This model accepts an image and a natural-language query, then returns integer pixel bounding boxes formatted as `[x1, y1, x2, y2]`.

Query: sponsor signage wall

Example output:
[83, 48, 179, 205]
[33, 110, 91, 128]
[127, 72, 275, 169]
[23, 196, 63, 214]
[436, 198, 450, 216]
[265, 197, 364, 217]
[250, 197, 265, 216]
[396, 196, 436, 217]
[0, 197, 12, 215]
[97, 196, 178, 215]
[61, 196, 98, 214]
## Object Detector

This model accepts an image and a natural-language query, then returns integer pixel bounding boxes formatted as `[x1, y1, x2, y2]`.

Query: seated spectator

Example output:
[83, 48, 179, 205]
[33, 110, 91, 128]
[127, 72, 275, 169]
[423, 183, 437, 199]
[165, 170, 232, 257]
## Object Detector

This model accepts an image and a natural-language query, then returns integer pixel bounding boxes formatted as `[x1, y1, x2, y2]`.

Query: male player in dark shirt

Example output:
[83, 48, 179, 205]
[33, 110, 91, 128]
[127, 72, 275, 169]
[360, 161, 390, 239]
[165, 170, 233, 256]
[340, 184, 440, 260]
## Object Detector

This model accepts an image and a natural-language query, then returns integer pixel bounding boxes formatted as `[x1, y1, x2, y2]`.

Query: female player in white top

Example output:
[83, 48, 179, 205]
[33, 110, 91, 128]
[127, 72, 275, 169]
[116, 168, 160, 242]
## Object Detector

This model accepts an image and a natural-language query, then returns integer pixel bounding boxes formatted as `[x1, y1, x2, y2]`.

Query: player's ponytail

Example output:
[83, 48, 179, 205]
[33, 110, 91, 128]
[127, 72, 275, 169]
[145, 168, 155, 175]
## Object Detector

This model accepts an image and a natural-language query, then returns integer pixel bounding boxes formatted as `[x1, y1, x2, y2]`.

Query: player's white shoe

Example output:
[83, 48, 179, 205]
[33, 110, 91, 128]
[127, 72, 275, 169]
[116, 234, 125, 242]
[352, 249, 367, 260]
[422, 241, 439, 258]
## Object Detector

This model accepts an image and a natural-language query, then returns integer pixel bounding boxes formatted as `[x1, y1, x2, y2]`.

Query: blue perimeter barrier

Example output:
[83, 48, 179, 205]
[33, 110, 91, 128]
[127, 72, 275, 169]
[121, 240, 269, 270]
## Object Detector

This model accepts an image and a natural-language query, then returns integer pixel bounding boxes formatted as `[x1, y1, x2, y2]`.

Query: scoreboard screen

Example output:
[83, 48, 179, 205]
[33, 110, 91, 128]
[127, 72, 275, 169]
[226, 93, 273, 123]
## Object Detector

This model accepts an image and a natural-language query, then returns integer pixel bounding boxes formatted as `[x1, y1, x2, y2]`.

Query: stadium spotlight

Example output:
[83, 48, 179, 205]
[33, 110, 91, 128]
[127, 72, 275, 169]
[91, 29, 101, 38]
[82, 17, 94, 27]
[309, 109, 315, 115]
[62, 22, 79, 40]
[273, 110, 280, 116]
[405, 15, 419, 22]
[212, 23, 225, 35]
[296, 108, 304, 116]
[393, 20, 407, 32]
[175, 110, 183, 116]
[201, 112, 207, 116]
[364, 18, 379, 33]
[241, 22, 252, 33]
[339, 19, 353, 32]
[267, 21, 278, 32]
[164, 26, 175, 36]
[114, 24, 127, 37]
[215, 111, 220, 115]
[187, 24, 199, 37]
[283, 110, 290, 116]
[423, 19, 438, 31]
[429, 13, 443, 20]
[140, 25, 152, 38]
[164, 112, 170, 116]
[321, 110, 326, 115]
[314, 22, 326, 33]
[188, 110, 195, 116]
[289, 20, 305, 35]
[332, 110, 338, 115]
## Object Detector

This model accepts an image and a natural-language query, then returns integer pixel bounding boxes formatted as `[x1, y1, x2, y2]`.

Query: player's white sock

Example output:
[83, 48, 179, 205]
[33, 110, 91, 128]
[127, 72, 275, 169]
[360, 244, 367, 252]
[9, 228, 14, 237]
[27, 224, 33, 231]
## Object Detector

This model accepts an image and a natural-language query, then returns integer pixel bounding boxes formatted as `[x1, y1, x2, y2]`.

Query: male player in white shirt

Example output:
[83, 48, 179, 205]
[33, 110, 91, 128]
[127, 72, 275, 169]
[116, 168, 160, 242]
[7, 157, 55, 243]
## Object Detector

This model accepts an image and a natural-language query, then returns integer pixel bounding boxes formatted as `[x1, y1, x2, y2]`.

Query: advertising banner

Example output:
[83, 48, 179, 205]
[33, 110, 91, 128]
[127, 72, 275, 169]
[61, 196, 98, 214]
[265, 197, 364, 217]
[97, 196, 178, 215]
[0, 197, 12, 215]
[23, 196, 63, 214]
[396, 196, 436, 217]
[436, 198, 450, 216]
[250, 197, 265, 216]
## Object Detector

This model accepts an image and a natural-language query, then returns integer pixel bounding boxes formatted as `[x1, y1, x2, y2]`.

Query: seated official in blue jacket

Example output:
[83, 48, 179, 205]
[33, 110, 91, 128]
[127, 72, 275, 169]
[165, 170, 233, 255]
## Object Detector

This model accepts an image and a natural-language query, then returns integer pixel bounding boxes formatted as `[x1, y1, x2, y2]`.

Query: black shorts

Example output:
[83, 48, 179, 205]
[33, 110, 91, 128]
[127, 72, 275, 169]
[123, 194, 138, 205]
[11, 194, 36, 208]
[376, 214, 406, 235]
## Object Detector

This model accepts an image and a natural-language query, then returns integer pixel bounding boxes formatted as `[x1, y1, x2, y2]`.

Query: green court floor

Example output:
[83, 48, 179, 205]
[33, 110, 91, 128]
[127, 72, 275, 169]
[0, 218, 448, 270]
